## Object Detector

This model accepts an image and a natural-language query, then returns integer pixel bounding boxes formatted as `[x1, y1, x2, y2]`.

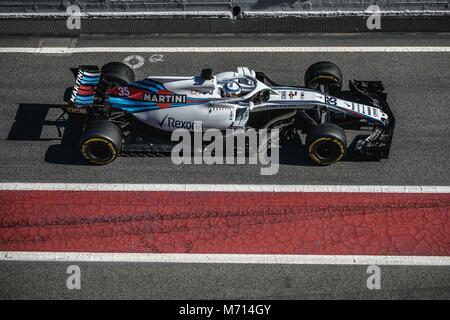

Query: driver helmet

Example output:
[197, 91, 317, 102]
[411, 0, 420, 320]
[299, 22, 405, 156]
[223, 81, 242, 97]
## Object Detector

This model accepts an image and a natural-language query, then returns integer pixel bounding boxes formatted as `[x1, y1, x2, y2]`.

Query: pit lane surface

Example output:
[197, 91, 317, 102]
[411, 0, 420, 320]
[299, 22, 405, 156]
[0, 34, 449, 300]
[0, 34, 449, 185]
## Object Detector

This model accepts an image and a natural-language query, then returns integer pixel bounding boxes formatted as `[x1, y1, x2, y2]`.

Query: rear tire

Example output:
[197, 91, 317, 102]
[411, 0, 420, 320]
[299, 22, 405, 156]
[304, 61, 342, 95]
[306, 124, 346, 165]
[80, 120, 122, 165]
[101, 62, 135, 85]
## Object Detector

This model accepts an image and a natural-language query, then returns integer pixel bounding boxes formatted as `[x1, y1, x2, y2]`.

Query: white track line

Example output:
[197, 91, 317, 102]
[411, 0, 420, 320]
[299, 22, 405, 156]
[1, 251, 449, 265]
[244, 10, 450, 17]
[0, 11, 233, 18]
[0, 183, 449, 193]
[1, 10, 449, 18]
[1, 47, 450, 54]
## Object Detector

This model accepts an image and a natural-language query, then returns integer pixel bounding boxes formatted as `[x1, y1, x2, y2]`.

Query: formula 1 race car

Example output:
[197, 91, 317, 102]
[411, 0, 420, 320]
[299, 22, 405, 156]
[62, 61, 394, 165]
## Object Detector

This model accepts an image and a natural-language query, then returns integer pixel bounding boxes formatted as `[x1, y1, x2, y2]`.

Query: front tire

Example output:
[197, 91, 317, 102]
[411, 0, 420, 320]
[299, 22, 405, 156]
[80, 120, 122, 165]
[304, 61, 342, 95]
[306, 124, 347, 165]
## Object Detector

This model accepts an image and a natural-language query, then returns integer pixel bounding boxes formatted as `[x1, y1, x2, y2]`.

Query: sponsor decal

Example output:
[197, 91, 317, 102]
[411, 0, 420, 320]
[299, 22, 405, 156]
[70, 71, 85, 103]
[70, 69, 100, 105]
[158, 114, 169, 128]
[70, 86, 79, 103]
[159, 115, 201, 130]
[143, 93, 187, 104]
[168, 117, 196, 130]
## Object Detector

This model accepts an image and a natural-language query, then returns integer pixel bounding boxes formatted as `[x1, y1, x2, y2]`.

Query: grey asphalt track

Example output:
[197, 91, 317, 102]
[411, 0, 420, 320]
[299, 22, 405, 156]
[0, 34, 449, 300]
[0, 261, 449, 299]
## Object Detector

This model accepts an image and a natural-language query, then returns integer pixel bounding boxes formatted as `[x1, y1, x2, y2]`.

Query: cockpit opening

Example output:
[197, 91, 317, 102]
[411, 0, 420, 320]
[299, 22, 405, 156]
[222, 80, 243, 97]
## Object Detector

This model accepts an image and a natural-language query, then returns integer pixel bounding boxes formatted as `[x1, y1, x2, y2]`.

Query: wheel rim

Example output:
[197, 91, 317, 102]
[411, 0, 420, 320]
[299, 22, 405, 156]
[314, 140, 341, 162]
[86, 140, 113, 162]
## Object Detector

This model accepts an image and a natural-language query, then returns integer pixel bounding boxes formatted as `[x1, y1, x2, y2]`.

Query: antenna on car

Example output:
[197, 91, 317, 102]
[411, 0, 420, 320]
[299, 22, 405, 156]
[201, 68, 213, 80]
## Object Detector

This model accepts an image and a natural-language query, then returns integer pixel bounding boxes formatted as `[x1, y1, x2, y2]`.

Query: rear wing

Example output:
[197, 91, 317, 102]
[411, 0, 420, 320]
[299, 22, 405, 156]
[67, 66, 101, 108]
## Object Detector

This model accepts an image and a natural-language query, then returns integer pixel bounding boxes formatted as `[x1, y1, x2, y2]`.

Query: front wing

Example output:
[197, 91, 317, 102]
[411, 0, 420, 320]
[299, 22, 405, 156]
[349, 80, 395, 159]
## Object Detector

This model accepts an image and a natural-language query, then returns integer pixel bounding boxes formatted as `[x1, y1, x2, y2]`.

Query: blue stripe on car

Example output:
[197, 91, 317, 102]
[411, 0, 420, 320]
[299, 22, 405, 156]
[75, 94, 95, 100]
[143, 79, 164, 90]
